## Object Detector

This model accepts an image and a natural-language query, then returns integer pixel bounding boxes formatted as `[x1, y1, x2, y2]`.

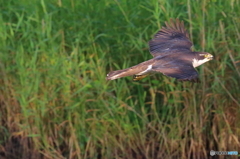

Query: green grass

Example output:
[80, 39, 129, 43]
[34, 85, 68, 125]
[0, 0, 240, 158]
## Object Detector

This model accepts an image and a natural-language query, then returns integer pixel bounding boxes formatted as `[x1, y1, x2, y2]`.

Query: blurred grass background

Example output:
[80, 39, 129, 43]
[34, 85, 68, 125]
[0, 0, 240, 158]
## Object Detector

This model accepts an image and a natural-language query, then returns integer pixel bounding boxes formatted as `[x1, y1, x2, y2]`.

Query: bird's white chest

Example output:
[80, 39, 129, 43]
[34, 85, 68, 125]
[192, 58, 209, 68]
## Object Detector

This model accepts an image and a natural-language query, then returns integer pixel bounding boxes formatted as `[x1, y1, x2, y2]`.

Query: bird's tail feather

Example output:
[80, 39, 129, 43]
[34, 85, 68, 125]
[106, 59, 155, 80]
[106, 68, 139, 80]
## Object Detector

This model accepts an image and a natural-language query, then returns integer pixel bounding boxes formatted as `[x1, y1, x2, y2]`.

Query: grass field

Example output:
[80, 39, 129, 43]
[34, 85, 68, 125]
[0, 0, 240, 158]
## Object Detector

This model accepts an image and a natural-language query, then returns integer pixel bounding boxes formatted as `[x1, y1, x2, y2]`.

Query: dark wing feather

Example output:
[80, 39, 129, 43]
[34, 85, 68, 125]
[153, 65, 198, 82]
[149, 19, 193, 57]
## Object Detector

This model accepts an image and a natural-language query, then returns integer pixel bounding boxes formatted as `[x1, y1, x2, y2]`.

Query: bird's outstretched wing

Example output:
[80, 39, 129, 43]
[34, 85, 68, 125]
[152, 62, 199, 82]
[149, 19, 193, 57]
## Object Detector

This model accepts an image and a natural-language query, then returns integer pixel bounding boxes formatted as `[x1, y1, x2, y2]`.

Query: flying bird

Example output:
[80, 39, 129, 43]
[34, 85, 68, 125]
[106, 19, 213, 82]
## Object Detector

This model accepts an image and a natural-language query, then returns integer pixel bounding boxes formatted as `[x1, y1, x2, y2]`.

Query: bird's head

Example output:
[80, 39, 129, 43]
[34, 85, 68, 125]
[192, 52, 213, 68]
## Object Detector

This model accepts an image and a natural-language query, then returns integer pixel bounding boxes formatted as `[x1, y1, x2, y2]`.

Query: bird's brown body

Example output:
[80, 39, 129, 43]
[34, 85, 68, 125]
[107, 19, 213, 82]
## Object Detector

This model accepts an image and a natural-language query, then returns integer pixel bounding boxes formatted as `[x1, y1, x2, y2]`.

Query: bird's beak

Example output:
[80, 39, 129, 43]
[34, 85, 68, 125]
[208, 54, 214, 60]
[209, 54, 213, 60]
